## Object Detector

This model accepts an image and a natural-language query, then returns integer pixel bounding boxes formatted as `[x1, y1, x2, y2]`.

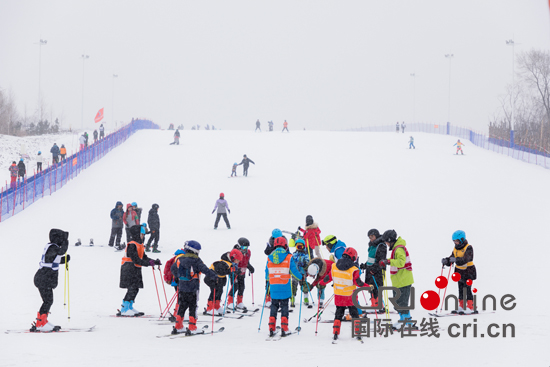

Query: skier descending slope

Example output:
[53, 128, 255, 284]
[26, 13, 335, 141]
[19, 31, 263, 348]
[31, 229, 71, 332]
[441, 230, 477, 314]
[118, 225, 161, 317]
[453, 139, 465, 155]
[212, 193, 231, 229]
[318, 247, 365, 343]
[265, 237, 303, 337]
[172, 241, 218, 335]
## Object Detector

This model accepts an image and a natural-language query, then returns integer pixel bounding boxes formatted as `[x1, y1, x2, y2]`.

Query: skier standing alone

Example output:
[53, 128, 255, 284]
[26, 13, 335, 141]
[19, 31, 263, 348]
[212, 192, 231, 229]
[454, 139, 465, 155]
[237, 154, 255, 177]
[409, 136, 415, 149]
[145, 203, 161, 253]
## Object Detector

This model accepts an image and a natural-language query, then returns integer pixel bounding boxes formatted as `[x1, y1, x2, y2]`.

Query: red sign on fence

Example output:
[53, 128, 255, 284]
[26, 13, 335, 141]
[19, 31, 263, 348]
[72, 157, 77, 166]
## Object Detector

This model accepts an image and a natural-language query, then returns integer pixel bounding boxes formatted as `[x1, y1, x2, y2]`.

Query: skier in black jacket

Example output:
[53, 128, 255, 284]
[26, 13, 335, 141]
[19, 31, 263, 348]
[237, 154, 255, 177]
[146, 203, 161, 253]
[360, 229, 387, 312]
[32, 229, 70, 332]
[108, 201, 124, 249]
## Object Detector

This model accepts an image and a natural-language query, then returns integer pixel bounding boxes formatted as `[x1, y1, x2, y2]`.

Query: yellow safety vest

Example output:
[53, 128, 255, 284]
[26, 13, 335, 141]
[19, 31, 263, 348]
[453, 244, 474, 270]
[332, 263, 358, 296]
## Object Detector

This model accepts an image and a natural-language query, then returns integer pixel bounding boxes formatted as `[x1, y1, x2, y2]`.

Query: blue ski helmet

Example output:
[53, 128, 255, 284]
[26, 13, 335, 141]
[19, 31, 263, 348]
[38, 151, 41, 154]
[140, 223, 147, 234]
[185, 240, 201, 254]
[272, 228, 282, 238]
[452, 230, 466, 243]
[131, 202, 137, 207]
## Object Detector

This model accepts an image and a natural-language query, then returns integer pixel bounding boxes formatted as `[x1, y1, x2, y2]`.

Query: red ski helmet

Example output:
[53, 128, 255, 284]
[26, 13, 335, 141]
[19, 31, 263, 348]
[220, 193, 225, 198]
[274, 236, 288, 249]
[229, 249, 243, 264]
[343, 247, 358, 262]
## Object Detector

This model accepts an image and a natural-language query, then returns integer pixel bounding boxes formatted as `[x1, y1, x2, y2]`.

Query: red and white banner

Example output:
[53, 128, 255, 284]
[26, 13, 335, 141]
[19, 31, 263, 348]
[94, 108, 104, 123]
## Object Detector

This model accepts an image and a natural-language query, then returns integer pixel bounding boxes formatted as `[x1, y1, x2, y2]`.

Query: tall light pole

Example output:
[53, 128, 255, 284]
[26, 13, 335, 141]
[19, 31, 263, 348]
[81, 54, 89, 130]
[410, 73, 416, 123]
[506, 39, 515, 147]
[36, 39, 47, 120]
[445, 54, 454, 123]
[112, 74, 118, 128]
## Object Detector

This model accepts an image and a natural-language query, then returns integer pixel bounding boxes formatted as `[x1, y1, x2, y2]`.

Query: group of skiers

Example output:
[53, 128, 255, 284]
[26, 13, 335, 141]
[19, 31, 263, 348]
[231, 154, 255, 177]
[109, 201, 161, 253]
[255, 120, 289, 132]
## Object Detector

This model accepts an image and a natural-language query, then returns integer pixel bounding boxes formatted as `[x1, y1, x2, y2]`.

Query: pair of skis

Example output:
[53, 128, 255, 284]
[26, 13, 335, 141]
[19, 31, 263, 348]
[157, 324, 225, 339]
[6, 326, 96, 334]
[265, 327, 301, 341]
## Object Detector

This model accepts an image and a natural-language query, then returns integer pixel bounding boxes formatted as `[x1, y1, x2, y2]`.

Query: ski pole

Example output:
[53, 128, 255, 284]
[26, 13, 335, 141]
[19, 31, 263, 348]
[439, 265, 453, 312]
[152, 267, 163, 315]
[258, 284, 270, 332]
[231, 272, 236, 312]
[298, 282, 303, 335]
[158, 267, 168, 305]
[305, 293, 335, 323]
[212, 288, 216, 334]
[66, 257, 70, 321]
[436, 265, 444, 313]
[314, 287, 322, 336]
[159, 291, 178, 320]
[251, 272, 255, 306]
[223, 275, 231, 316]
[64, 253, 67, 309]
[382, 270, 390, 319]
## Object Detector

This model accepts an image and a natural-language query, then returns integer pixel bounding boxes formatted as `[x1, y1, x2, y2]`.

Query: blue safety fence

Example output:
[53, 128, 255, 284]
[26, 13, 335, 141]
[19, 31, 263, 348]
[0, 119, 159, 222]
[348, 122, 550, 170]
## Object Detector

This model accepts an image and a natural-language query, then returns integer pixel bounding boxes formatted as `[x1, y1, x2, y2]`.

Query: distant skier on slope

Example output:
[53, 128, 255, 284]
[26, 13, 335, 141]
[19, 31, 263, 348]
[409, 136, 415, 149]
[454, 139, 465, 155]
[255, 120, 261, 132]
[237, 154, 255, 177]
[231, 162, 238, 177]
[212, 192, 231, 229]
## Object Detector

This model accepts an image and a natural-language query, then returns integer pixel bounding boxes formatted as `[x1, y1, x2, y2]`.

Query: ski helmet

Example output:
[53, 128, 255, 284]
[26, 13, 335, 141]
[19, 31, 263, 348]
[307, 263, 320, 277]
[38, 151, 41, 154]
[184, 240, 201, 254]
[342, 247, 358, 262]
[271, 228, 282, 238]
[274, 236, 288, 249]
[152, 203, 159, 210]
[382, 229, 398, 244]
[131, 202, 137, 207]
[367, 229, 380, 238]
[295, 238, 305, 251]
[305, 215, 314, 226]
[229, 249, 243, 264]
[322, 235, 337, 248]
[140, 223, 147, 234]
[237, 237, 250, 248]
[452, 230, 466, 243]
[220, 193, 224, 198]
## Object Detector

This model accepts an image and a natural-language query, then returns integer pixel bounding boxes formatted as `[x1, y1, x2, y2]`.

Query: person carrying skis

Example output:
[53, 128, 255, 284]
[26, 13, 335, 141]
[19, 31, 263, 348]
[318, 247, 364, 342]
[409, 136, 415, 149]
[31, 229, 70, 332]
[118, 225, 161, 316]
[265, 236, 303, 337]
[290, 239, 310, 308]
[145, 203, 161, 253]
[228, 237, 255, 310]
[17, 158, 26, 181]
[441, 230, 477, 314]
[360, 229, 387, 312]
[454, 139, 465, 155]
[123, 203, 140, 243]
[237, 154, 255, 177]
[109, 201, 124, 249]
[204, 249, 243, 315]
[299, 215, 322, 259]
[231, 162, 238, 177]
[172, 241, 218, 335]
[379, 229, 416, 330]
[212, 193, 231, 229]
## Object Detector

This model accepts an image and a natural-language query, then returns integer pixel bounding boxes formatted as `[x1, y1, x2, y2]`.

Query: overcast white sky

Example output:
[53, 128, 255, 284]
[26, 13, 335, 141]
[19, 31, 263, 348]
[1, 0, 549, 132]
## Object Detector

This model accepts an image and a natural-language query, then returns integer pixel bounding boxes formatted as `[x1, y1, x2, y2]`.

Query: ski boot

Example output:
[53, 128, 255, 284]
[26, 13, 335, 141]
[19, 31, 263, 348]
[204, 300, 215, 315]
[118, 300, 139, 316]
[145, 246, 151, 253]
[185, 317, 200, 335]
[214, 300, 224, 316]
[268, 316, 277, 336]
[30, 312, 61, 332]
[236, 295, 247, 311]
[152, 247, 161, 253]
[451, 300, 465, 314]
[75, 238, 81, 247]
[171, 315, 185, 334]
[280, 316, 289, 336]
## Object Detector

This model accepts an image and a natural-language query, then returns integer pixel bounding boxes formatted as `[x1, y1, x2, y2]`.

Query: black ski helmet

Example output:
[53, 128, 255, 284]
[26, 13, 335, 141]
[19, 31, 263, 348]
[237, 237, 250, 247]
[305, 215, 314, 226]
[152, 203, 159, 210]
[367, 229, 380, 238]
[382, 229, 397, 244]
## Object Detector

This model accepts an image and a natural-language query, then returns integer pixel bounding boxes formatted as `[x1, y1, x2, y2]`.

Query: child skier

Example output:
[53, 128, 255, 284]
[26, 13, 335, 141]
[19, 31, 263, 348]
[299, 215, 322, 258]
[454, 139, 465, 155]
[205, 249, 243, 315]
[263, 229, 284, 308]
[265, 236, 303, 337]
[165, 248, 186, 320]
[172, 241, 218, 335]
[409, 136, 415, 149]
[231, 163, 238, 177]
[441, 230, 477, 314]
[318, 247, 365, 342]
[360, 229, 387, 312]
[322, 235, 346, 262]
[379, 230, 416, 330]
[31, 229, 70, 332]
[212, 193, 231, 229]
[228, 237, 255, 310]
[290, 239, 310, 308]
[118, 225, 161, 316]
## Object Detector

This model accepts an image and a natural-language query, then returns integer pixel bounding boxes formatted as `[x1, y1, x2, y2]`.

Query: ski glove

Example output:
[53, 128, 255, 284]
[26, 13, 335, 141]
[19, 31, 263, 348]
[379, 259, 390, 268]
[212, 210, 215, 214]
[359, 263, 366, 270]
[441, 258, 449, 266]
[149, 260, 156, 267]
[228, 209, 230, 214]
[248, 265, 255, 274]
[449, 257, 456, 264]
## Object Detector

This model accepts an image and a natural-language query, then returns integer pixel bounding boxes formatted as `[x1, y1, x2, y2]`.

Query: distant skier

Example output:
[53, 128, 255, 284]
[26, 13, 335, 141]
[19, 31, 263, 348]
[401, 122, 406, 133]
[282, 120, 289, 132]
[231, 162, 238, 177]
[268, 120, 273, 131]
[109, 201, 124, 249]
[79, 134, 86, 151]
[99, 124, 105, 139]
[454, 140, 465, 155]
[237, 154, 255, 177]
[170, 129, 180, 145]
[50, 143, 60, 164]
[212, 192, 231, 229]
[441, 230, 476, 314]
[84, 132, 89, 147]
[255, 119, 261, 132]
[31, 229, 70, 332]
[9, 161, 17, 188]
[145, 203, 161, 253]
[17, 158, 26, 181]
[93, 129, 98, 143]
[123, 203, 140, 243]
[395, 122, 400, 133]
[298, 215, 322, 259]
[36, 151, 43, 173]
[409, 136, 415, 149]
[60, 144, 66, 161]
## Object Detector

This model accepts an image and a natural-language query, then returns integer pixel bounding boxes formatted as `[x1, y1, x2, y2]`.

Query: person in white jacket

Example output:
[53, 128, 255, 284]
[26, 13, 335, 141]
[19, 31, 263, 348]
[36, 151, 44, 172]
[79, 134, 86, 151]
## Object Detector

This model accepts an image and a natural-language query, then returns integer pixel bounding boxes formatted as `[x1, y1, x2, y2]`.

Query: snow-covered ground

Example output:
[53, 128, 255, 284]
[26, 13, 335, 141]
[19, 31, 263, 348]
[0, 129, 547, 366]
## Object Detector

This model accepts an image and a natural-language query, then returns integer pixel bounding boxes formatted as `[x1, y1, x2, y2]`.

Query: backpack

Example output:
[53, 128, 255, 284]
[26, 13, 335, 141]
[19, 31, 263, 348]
[164, 256, 176, 284]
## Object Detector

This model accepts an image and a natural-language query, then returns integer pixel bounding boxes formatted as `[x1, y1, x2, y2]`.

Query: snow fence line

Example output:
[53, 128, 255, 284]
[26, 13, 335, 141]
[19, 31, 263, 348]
[0, 119, 160, 223]
[347, 122, 550, 170]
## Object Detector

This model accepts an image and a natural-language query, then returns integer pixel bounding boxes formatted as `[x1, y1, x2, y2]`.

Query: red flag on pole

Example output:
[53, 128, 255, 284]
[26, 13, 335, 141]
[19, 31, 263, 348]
[94, 108, 104, 123]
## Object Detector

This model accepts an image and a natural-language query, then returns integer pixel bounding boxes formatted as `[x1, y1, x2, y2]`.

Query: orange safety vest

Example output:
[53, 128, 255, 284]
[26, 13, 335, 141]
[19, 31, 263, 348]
[121, 241, 144, 267]
[267, 255, 292, 285]
[332, 263, 358, 296]
[210, 260, 233, 278]
[60, 147, 67, 155]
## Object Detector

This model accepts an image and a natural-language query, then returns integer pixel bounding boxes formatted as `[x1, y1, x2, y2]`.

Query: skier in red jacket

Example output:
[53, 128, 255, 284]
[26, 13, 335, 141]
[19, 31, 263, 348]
[299, 215, 322, 258]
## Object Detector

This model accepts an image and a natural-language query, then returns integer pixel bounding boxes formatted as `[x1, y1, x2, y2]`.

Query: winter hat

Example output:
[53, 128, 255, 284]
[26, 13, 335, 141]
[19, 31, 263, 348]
[305, 215, 314, 226]
[12, 161, 16, 164]
[307, 258, 327, 280]
[152, 203, 159, 210]
[184, 240, 201, 254]
[140, 223, 148, 234]
[295, 238, 305, 251]
[243, 154, 247, 157]
[271, 228, 282, 238]
[49, 229, 69, 245]
[20, 158, 23, 162]
[367, 229, 380, 238]
[38, 151, 41, 155]
[129, 225, 142, 241]
[116, 201, 123, 207]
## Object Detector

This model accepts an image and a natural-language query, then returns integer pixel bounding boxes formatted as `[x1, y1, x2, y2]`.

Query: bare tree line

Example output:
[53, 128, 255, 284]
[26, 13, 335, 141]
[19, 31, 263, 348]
[489, 49, 550, 153]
